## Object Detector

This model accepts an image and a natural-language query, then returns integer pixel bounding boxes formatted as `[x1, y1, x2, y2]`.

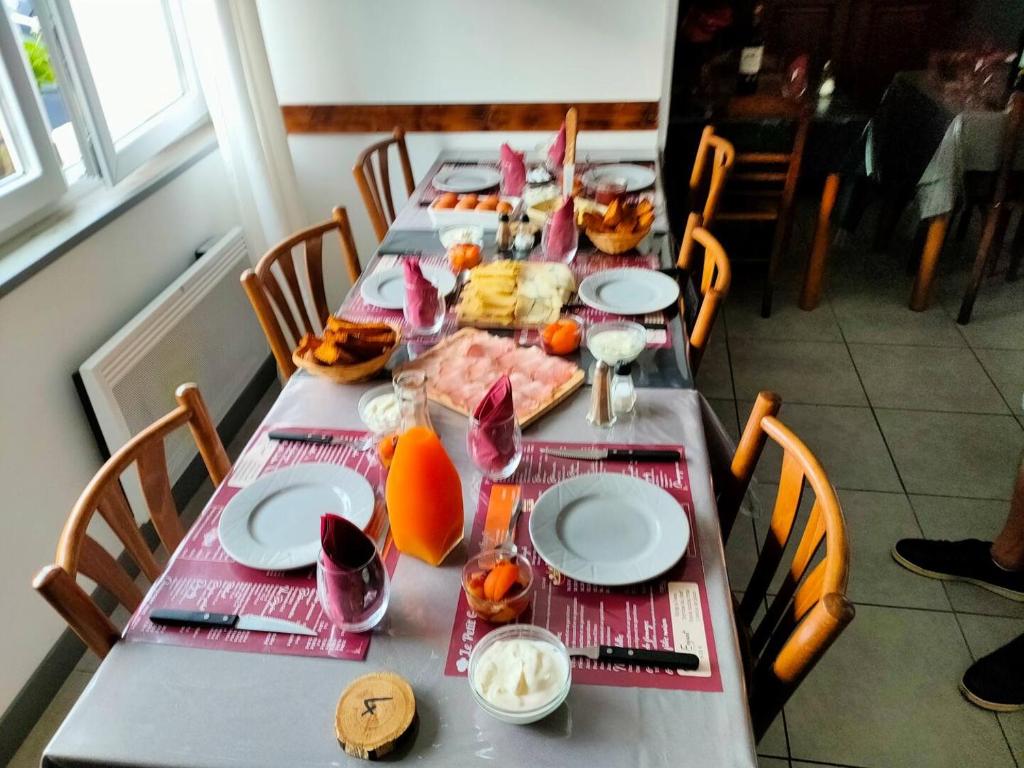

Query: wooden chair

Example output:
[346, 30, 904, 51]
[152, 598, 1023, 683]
[33, 384, 231, 660]
[718, 392, 855, 742]
[241, 207, 361, 380]
[715, 101, 811, 318]
[957, 92, 1024, 324]
[688, 125, 736, 227]
[677, 212, 732, 375]
[353, 127, 416, 243]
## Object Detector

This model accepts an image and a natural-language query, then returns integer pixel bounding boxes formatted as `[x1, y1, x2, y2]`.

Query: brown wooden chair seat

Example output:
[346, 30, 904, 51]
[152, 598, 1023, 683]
[717, 392, 854, 741]
[241, 207, 361, 380]
[353, 127, 416, 244]
[33, 384, 231, 660]
[676, 212, 731, 375]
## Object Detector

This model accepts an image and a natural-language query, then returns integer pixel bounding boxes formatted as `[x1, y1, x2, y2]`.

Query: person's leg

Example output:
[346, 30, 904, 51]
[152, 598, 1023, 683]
[891, 450, 1024, 601]
[991, 454, 1024, 571]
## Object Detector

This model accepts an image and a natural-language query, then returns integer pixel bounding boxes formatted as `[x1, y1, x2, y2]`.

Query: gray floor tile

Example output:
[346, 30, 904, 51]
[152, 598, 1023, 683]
[850, 344, 1009, 414]
[707, 397, 740, 440]
[758, 757, 790, 767]
[9, 670, 92, 768]
[975, 348, 1024, 417]
[785, 604, 1015, 768]
[908, 495, 1024, 618]
[830, 281, 968, 347]
[731, 340, 867, 406]
[758, 707, 789, 758]
[750, 403, 903, 493]
[957, 614, 1024, 766]
[726, 284, 844, 343]
[696, 329, 734, 399]
[876, 409, 1023, 500]
[940, 279, 1024, 351]
[753, 488, 950, 610]
[726, 513, 761, 593]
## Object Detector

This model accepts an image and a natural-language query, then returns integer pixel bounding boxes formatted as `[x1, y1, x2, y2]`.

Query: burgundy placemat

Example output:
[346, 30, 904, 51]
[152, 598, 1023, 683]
[444, 440, 723, 693]
[123, 427, 398, 661]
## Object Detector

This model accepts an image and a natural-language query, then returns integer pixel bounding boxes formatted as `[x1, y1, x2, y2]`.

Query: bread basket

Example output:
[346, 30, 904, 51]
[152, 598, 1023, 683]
[585, 227, 651, 255]
[292, 327, 401, 384]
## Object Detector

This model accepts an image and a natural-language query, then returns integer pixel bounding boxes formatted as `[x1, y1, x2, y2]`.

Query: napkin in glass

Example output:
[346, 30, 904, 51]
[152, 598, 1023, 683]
[403, 257, 440, 328]
[320, 513, 375, 570]
[500, 143, 526, 196]
[469, 375, 517, 473]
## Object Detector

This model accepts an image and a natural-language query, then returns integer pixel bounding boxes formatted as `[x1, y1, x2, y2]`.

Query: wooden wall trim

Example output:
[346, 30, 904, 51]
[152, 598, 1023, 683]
[282, 102, 659, 133]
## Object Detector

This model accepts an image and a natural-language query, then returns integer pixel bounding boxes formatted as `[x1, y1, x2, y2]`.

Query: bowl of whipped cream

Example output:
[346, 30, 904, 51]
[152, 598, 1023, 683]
[468, 624, 571, 724]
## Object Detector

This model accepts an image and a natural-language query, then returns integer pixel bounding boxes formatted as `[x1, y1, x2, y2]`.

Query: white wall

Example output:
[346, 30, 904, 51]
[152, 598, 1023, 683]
[0, 150, 239, 714]
[256, 0, 676, 291]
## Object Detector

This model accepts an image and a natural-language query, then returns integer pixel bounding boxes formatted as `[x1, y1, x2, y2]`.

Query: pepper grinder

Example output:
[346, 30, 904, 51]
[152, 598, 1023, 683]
[588, 361, 616, 428]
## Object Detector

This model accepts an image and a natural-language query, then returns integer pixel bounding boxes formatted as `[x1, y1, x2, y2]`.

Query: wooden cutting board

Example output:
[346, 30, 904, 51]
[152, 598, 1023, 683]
[335, 672, 416, 760]
[395, 328, 585, 428]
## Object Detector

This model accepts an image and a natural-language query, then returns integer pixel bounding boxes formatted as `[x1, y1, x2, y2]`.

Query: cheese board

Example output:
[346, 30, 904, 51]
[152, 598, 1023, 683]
[395, 329, 584, 428]
[455, 260, 575, 329]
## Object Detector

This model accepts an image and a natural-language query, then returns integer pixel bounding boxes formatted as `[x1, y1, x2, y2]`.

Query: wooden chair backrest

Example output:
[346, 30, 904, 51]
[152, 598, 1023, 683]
[353, 127, 416, 243]
[241, 207, 360, 380]
[33, 383, 231, 659]
[689, 125, 736, 226]
[721, 392, 854, 741]
[677, 212, 731, 374]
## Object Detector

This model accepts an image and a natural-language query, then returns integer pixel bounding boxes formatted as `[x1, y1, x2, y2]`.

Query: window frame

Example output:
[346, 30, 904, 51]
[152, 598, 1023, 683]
[0, 4, 66, 241]
[36, 0, 207, 185]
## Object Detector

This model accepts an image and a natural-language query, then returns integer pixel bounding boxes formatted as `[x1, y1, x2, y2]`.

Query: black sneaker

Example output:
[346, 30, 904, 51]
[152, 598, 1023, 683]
[891, 538, 1024, 602]
[960, 633, 1024, 712]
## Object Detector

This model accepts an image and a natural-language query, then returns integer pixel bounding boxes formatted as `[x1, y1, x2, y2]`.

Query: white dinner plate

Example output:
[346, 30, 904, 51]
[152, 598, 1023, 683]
[577, 268, 680, 316]
[529, 473, 689, 586]
[359, 265, 457, 310]
[580, 163, 657, 192]
[432, 166, 502, 193]
[218, 464, 375, 571]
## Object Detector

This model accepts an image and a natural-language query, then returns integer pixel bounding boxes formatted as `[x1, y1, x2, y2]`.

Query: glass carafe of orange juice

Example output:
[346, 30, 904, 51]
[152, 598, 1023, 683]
[385, 425, 464, 565]
[394, 370, 434, 432]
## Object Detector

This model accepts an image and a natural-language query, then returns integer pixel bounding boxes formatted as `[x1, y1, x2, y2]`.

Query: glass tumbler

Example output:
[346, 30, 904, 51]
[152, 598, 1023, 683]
[467, 412, 523, 481]
[403, 287, 446, 336]
[541, 216, 579, 264]
[316, 535, 390, 635]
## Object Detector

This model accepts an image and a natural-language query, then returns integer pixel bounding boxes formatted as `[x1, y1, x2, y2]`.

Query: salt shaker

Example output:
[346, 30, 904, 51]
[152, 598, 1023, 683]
[513, 213, 534, 253]
[587, 361, 616, 427]
[495, 212, 513, 252]
[611, 361, 636, 415]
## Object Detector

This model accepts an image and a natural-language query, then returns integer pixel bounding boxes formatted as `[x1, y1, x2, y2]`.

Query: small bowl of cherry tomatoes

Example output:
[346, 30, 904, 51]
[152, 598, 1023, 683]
[462, 550, 534, 624]
[540, 315, 583, 357]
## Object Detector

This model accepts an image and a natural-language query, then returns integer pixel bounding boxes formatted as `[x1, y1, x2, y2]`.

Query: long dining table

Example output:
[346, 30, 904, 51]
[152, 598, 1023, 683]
[42, 148, 759, 768]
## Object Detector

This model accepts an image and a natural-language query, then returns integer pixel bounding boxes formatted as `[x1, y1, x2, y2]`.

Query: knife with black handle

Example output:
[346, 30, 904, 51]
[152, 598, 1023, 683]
[569, 645, 700, 670]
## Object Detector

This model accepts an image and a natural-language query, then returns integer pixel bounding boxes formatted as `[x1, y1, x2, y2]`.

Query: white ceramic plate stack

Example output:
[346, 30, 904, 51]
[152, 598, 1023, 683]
[218, 464, 376, 571]
[528, 473, 689, 586]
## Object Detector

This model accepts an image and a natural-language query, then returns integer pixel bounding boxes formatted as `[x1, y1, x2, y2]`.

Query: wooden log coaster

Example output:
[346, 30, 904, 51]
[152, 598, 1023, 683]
[335, 672, 416, 760]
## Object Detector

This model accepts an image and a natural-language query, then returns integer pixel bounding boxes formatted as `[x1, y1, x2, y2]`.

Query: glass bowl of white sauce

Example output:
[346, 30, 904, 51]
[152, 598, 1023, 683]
[468, 624, 571, 724]
[357, 383, 401, 434]
[585, 320, 646, 365]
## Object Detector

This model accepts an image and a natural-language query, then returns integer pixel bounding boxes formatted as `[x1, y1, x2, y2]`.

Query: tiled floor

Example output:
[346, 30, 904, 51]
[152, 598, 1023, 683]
[710, 210, 1024, 767]
[9, 207, 1024, 768]
[8, 379, 281, 768]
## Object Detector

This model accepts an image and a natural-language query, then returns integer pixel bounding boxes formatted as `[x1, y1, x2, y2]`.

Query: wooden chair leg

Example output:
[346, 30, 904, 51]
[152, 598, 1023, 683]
[909, 214, 949, 311]
[958, 207, 1003, 324]
[1008, 212, 1023, 282]
[800, 174, 839, 311]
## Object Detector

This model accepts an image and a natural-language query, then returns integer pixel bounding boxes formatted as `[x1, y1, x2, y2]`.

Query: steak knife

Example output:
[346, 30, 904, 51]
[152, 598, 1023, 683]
[268, 430, 363, 449]
[569, 645, 699, 671]
[540, 447, 681, 463]
[150, 609, 317, 637]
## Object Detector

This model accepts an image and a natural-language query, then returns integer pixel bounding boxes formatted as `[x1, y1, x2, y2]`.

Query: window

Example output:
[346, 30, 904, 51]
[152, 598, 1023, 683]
[0, 0, 206, 241]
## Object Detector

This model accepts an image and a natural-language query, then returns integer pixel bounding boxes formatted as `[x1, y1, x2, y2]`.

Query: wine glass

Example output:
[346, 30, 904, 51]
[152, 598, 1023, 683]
[316, 527, 390, 637]
[403, 287, 446, 336]
[467, 412, 523, 481]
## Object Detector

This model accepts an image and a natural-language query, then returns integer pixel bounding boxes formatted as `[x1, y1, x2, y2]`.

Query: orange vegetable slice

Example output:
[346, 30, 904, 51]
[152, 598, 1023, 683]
[483, 561, 519, 601]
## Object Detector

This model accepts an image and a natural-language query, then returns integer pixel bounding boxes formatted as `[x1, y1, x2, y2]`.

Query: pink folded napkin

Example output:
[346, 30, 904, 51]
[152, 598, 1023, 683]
[500, 143, 526, 196]
[547, 121, 566, 168]
[320, 513, 375, 570]
[403, 257, 440, 328]
[545, 197, 576, 260]
[469, 375, 518, 473]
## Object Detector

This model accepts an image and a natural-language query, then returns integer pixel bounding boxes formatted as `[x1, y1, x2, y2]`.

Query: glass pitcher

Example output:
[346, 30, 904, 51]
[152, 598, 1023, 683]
[394, 370, 434, 433]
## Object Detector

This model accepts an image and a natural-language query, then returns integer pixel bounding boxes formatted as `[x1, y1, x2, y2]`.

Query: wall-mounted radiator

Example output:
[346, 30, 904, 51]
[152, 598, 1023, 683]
[77, 227, 267, 519]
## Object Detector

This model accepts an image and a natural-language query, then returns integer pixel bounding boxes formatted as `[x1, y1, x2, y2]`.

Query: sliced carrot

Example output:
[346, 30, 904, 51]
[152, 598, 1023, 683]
[483, 561, 520, 601]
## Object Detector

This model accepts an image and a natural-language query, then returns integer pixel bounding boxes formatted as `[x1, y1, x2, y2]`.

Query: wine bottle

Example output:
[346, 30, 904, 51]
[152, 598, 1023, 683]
[737, 2, 765, 96]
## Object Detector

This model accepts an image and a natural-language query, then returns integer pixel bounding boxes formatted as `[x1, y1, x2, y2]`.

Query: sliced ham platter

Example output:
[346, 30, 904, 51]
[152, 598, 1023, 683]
[395, 328, 584, 427]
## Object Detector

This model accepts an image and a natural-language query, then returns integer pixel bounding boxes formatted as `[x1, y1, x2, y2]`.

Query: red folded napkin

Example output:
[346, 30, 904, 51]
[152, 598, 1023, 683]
[469, 375, 517, 473]
[547, 121, 566, 168]
[320, 513, 375, 570]
[545, 197, 576, 260]
[403, 257, 440, 328]
[500, 143, 526, 196]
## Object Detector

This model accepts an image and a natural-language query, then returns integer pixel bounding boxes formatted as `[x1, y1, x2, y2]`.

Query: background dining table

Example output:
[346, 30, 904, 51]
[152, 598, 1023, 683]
[41, 148, 759, 768]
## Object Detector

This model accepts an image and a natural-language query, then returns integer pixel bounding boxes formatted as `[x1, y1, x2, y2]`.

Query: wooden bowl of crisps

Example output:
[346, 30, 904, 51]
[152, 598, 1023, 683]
[583, 198, 656, 255]
[292, 318, 401, 384]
